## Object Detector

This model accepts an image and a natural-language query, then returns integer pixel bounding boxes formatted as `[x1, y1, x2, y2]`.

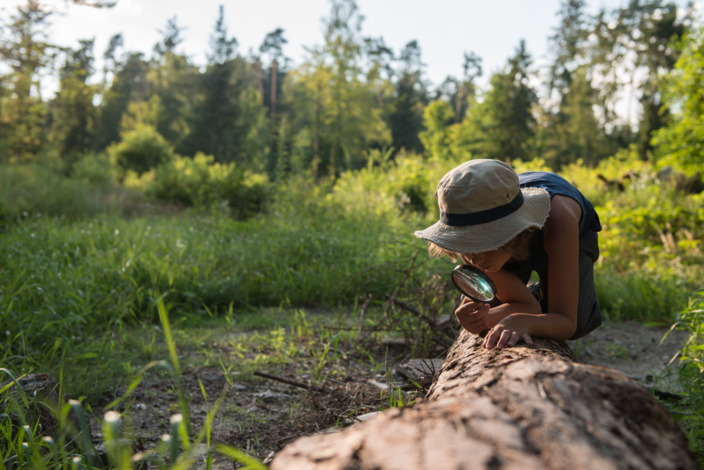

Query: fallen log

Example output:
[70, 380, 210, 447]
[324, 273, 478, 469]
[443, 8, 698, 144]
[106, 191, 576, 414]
[271, 329, 698, 470]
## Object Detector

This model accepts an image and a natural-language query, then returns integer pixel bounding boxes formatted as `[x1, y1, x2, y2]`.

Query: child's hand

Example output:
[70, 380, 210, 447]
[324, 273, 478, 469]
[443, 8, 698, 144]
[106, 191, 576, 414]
[455, 297, 490, 334]
[482, 315, 533, 349]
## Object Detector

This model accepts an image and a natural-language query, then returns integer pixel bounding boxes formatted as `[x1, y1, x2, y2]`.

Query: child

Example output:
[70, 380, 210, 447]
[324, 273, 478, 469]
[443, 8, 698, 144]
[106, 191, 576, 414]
[415, 159, 602, 349]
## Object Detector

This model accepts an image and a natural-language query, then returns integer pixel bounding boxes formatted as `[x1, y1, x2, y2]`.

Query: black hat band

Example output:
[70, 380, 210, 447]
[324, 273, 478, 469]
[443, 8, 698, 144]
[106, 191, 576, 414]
[440, 192, 524, 226]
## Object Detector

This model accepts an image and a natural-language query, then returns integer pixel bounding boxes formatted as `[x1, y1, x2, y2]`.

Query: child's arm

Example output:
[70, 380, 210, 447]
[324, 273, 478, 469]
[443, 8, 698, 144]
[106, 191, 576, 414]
[483, 195, 581, 349]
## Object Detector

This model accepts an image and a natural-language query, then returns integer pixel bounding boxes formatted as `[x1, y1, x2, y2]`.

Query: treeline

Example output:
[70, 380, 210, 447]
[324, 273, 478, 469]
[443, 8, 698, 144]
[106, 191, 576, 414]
[0, 0, 701, 179]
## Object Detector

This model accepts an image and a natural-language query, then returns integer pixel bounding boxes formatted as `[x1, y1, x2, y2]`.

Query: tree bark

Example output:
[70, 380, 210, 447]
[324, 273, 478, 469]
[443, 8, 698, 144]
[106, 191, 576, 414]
[271, 329, 698, 470]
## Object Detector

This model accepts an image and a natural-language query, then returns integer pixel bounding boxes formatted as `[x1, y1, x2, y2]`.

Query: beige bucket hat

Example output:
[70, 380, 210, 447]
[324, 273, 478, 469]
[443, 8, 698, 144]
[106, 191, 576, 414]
[414, 159, 550, 254]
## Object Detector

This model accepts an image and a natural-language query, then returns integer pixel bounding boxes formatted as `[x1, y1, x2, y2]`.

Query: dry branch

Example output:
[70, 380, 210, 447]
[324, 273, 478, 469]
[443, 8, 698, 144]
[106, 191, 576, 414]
[271, 329, 698, 470]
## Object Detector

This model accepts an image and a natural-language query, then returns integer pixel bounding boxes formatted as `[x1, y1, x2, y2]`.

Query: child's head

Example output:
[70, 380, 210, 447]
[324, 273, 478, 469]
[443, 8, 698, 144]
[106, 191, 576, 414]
[428, 227, 537, 262]
[415, 159, 550, 259]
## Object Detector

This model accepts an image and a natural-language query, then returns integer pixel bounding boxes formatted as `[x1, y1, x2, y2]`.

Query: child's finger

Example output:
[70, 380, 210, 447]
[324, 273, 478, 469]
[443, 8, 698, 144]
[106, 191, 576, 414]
[505, 331, 522, 347]
[497, 329, 515, 348]
[456, 310, 487, 334]
[482, 328, 500, 349]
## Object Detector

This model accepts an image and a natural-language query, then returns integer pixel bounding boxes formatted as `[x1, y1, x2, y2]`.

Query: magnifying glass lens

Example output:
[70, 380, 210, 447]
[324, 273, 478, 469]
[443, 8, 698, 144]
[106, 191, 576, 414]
[451, 265, 496, 302]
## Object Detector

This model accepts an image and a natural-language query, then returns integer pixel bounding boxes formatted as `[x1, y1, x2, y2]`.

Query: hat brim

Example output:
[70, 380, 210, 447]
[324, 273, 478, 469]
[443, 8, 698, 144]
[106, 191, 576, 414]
[414, 187, 550, 254]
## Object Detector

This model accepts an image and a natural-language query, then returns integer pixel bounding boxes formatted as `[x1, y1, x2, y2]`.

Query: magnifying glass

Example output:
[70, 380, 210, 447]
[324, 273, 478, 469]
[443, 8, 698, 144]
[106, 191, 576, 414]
[451, 265, 497, 303]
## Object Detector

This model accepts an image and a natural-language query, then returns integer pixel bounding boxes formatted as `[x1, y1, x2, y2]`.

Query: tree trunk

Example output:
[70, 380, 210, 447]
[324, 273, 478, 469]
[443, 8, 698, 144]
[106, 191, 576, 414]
[271, 329, 698, 470]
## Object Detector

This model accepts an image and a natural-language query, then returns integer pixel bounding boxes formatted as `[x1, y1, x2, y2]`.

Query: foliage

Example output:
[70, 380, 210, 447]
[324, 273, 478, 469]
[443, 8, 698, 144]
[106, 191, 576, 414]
[0, 0, 698, 179]
[280, 0, 392, 177]
[663, 291, 704, 458]
[386, 40, 429, 154]
[146, 153, 269, 218]
[1, 0, 703, 462]
[108, 125, 175, 175]
[0, 1, 52, 163]
[652, 27, 704, 179]
[418, 100, 456, 160]
[456, 40, 538, 161]
[538, 66, 614, 169]
[1, 151, 703, 463]
[48, 39, 96, 159]
[70, 152, 119, 188]
[179, 56, 269, 167]
[93, 52, 151, 151]
[0, 163, 123, 221]
[147, 28, 197, 150]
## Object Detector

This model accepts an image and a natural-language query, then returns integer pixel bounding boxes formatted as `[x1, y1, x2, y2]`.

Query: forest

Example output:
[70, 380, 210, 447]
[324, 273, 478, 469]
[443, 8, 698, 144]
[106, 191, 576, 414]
[1, 0, 703, 468]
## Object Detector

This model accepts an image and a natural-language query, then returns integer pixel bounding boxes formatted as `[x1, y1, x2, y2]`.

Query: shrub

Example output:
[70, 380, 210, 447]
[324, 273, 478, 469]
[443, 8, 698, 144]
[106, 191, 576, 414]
[70, 152, 118, 187]
[108, 125, 175, 175]
[147, 153, 270, 219]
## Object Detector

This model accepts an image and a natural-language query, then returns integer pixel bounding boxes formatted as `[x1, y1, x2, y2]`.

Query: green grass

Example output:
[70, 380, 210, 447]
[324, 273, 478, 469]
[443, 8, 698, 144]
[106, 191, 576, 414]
[660, 291, 704, 461]
[0, 208, 445, 398]
[595, 272, 693, 323]
[1, 155, 703, 467]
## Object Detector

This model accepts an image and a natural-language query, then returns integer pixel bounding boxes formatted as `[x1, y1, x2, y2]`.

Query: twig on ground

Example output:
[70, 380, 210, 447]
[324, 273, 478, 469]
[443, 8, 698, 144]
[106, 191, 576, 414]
[253, 371, 312, 390]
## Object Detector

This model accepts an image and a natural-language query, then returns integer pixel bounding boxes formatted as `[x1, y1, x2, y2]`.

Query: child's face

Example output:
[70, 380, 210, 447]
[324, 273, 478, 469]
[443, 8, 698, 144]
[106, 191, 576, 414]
[463, 248, 512, 273]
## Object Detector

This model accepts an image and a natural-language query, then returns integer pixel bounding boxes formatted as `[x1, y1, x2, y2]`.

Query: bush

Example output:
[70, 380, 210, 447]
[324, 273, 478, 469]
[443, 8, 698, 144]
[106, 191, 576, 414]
[71, 152, 119, 187]
[147, 153, 270, 219]
[108, 125, 175, 175]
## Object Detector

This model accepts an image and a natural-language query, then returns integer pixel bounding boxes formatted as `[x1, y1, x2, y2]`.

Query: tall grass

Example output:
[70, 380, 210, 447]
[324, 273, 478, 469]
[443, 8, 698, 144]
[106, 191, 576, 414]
[1, 153, 703, 466]
[0, 167, 450, 396]
[2, 153, 702, 376]
[0, 162, 139, 222]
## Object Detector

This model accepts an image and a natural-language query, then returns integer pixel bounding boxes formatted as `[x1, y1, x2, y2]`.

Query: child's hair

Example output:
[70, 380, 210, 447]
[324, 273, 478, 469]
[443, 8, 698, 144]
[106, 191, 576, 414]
[428, 228, 537, 263]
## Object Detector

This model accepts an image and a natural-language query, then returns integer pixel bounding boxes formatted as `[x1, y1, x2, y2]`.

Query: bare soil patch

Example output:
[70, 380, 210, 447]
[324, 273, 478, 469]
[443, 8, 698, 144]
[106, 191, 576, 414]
[568, 321, 688, 393]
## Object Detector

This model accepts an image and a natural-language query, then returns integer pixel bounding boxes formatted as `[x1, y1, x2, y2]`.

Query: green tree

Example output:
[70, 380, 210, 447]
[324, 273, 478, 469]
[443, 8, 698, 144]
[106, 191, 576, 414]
[260, 27, 287, 119]
[454, 52, 482, 123]
[47, 39, 96, 161]
[458, 40, 538, 161]
[284, 0, 391, 176]
[102, 33, 123, 84]
[387, 40, 428, 154]
[419, 99, 455, 160]
[259, 27, 290, 176]
[652, 28, 704, 178]
[539, 0, 613, 167]
[181, 5, 269, 168]
[546, 0, 590, 102]
[363, 35, 395, 156]
[0, 0, 52, 162]
[94, 52, 151, 149]
[542, 66, 609, 167]
[591, 0, 689, 154]
[628, 1, 689, 157]
[147, 16, 197, 149]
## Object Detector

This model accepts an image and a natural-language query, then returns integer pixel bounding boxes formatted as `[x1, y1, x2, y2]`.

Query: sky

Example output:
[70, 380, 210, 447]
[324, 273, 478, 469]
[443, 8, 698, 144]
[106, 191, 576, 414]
[2, 0, 596, 89]
[1, 0, 700, 93]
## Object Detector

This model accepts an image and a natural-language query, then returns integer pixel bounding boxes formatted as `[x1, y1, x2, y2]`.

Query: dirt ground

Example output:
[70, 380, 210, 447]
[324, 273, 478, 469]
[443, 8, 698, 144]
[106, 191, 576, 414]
[86, 320, 689, 469]
[568, 321, 689, 393]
